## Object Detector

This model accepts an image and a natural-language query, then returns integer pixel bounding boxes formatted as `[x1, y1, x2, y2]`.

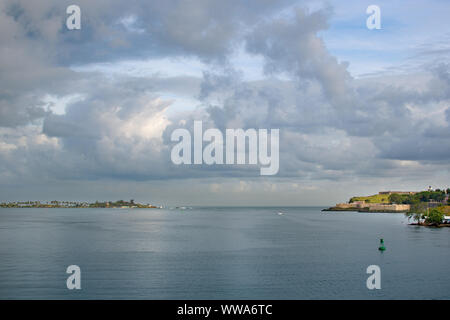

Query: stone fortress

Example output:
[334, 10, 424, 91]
[334, 201, 411, 212]
[333, 191, 415, 212]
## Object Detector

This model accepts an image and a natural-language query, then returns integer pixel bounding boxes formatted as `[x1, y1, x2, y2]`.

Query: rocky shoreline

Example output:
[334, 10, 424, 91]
[409, 222, 450, 228]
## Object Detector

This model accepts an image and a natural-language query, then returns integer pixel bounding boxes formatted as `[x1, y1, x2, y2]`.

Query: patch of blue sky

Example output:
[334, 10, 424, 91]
[42, 94, 86, 115]
[320, 0, 450, 76]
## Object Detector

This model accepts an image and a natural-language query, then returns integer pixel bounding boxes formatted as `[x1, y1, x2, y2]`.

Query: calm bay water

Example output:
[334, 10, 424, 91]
[0, 206, 449, 299]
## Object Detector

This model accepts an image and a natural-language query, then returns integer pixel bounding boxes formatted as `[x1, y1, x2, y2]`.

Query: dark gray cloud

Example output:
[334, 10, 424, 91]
[3, 0, 298, 65]
[245, 7, 351, 103]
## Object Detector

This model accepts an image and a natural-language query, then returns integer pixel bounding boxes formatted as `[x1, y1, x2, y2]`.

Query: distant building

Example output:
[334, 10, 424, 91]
[367, 204, 410, 212]
[335, 201, 410, 212]
[335, 203, 358, 209]
[378, 191, 417, 195]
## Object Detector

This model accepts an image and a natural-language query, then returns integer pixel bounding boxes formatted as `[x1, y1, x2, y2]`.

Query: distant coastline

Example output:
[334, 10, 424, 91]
[323, 189, 449, 213]
[323, 191, 414, 213]
[0, 200, 160, 209]
[323, 188, 450, 227]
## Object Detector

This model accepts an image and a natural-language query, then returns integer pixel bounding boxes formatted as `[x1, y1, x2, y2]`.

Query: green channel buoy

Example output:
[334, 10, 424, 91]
[378, 238, 386, 251]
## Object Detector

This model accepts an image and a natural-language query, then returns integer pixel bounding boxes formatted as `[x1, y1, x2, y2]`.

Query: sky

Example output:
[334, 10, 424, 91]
[1, 0, 450, 206]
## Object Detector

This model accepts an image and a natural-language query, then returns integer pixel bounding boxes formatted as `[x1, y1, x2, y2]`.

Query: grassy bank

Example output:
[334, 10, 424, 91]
[349, 194, 390, 203]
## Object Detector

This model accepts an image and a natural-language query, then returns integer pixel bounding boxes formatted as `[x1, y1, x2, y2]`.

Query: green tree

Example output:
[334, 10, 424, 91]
[389, 193, 403, 204]
[425, 208, 444, 225]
